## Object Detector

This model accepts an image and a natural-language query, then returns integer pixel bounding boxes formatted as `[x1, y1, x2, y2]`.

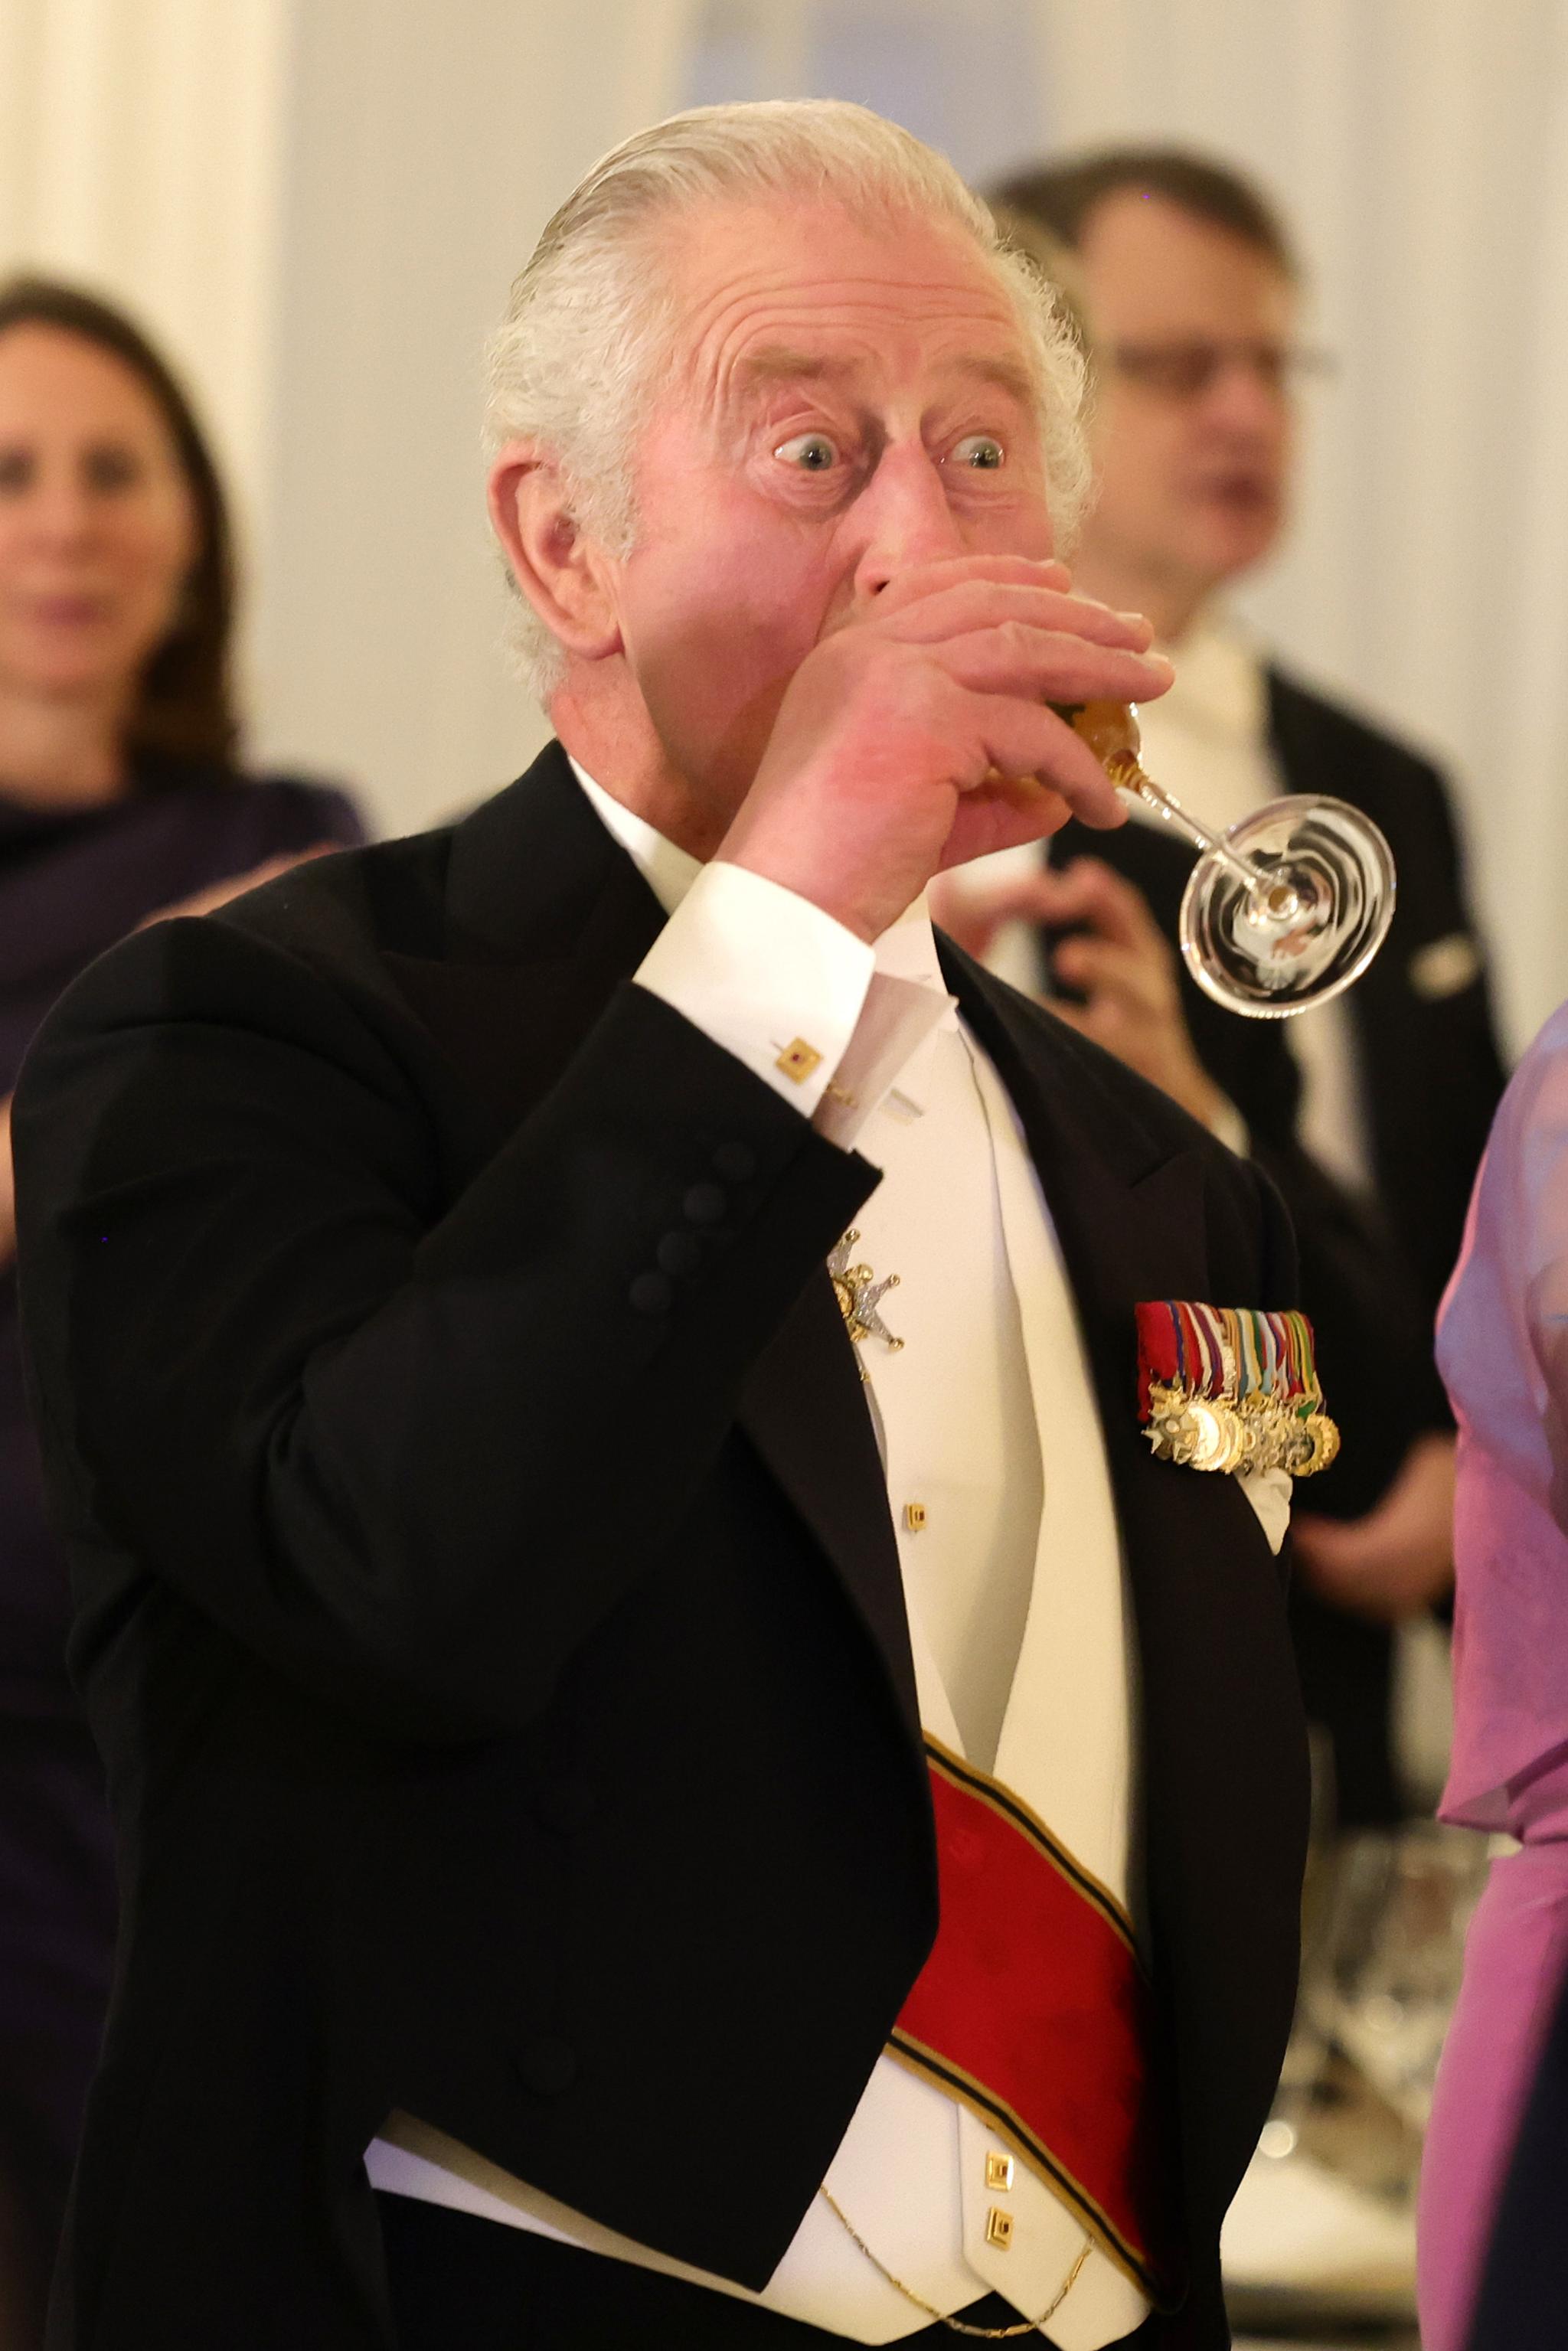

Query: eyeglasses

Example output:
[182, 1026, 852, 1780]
[1102, 339, 1337, 400]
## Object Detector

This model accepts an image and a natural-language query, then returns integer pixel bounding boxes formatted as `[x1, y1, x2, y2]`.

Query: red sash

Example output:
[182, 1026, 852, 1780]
[889, 1740, 1180, 2305]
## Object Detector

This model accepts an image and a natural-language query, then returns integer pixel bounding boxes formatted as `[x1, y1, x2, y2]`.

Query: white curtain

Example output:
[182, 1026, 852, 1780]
[0, 0, 293, 547]
[1033, 0, 1568, 1053]
[249, 0, 702, 836]
[0, 0, 701, 841]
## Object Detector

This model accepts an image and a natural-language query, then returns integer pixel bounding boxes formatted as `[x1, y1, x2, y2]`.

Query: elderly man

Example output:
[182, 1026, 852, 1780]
[14, 106, 1308, 2350]
[941, 150, 1507, 1833]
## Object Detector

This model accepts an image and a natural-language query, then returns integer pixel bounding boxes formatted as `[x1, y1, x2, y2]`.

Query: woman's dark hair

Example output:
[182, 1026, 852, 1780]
[0, 274, 240, 769]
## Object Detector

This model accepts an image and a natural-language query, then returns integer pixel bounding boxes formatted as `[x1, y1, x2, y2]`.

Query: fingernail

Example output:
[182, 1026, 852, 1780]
[1142, 653, 1175, 681]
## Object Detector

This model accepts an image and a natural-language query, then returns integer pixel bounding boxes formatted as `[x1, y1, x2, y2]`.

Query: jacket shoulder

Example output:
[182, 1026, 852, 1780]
[16, 816, 461, 1129]
[214, 811, 457, 974]
[1266, 664, 1452, 805]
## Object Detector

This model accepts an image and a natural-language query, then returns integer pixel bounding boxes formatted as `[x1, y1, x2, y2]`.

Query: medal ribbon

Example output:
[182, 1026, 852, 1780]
[1135, 1301, 1338, 1477]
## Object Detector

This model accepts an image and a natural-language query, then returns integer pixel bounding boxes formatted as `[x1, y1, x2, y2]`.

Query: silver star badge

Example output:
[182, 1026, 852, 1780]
[828, 1231, 903, 1380]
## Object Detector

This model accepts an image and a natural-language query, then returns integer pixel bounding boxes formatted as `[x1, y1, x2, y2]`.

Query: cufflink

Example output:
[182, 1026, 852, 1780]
[904, 1502, 928, 1533]
[985, 2152, 1014, 2191]
[773, 1038, 822, 1083]
[985, 2207, 1014, 2250]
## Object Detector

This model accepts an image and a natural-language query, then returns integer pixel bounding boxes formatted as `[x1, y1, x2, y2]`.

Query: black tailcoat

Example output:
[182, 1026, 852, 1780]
[13, 746, 1307, 2349]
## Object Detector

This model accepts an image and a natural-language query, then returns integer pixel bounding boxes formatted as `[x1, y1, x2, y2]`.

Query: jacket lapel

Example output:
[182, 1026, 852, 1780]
[737, 1282, 921, 1744]
[939, 936, 1214, 1476]
[945, 940, 1308, 2231]
[940, 933, 1289, 1674]
[381, 744, 919, 1745]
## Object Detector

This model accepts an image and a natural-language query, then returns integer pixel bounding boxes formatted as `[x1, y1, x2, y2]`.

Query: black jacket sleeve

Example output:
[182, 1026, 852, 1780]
[12, 909, 876, 1744]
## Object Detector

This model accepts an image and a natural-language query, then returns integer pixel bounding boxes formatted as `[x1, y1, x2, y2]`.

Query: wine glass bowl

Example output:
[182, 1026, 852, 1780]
[1047, 701, 1397, 1020]
[1178, 795, 1397, 1017]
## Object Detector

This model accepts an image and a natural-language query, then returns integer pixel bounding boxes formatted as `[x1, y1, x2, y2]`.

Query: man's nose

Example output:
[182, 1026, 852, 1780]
[852, 442, 966, 599]
[1200, 355, 1289, 440]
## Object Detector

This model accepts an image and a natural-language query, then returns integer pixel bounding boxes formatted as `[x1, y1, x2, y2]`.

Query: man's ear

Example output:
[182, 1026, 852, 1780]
[487, 442, 622, 662]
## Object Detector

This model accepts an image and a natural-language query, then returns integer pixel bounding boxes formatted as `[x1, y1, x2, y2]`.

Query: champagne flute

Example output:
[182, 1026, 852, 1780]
[1048, 700, 1396, 1018]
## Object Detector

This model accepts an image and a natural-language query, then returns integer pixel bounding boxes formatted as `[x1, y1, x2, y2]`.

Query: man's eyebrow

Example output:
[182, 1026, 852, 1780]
[949, 354, 1038, 408]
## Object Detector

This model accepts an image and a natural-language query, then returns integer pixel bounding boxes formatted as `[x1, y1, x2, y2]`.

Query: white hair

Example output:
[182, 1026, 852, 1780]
[485, 99, 1091, 701]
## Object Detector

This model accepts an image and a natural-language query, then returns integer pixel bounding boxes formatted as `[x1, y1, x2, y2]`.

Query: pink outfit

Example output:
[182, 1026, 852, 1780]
[1418, 1002, 1568, 2351]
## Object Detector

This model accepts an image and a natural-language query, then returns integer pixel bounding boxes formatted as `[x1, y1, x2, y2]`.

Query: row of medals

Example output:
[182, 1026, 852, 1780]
[1145, 1380, 1340, 1479]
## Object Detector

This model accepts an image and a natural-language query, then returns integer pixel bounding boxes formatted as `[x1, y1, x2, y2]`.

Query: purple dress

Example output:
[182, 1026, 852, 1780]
[0, 759, 361, 2321]
[1417, 998, 1568, 2351]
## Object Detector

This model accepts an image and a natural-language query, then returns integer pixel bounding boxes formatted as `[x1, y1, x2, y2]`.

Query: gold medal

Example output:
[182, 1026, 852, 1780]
[1138, 1305, 1339, 1483]
[1145, 1385, 1248, 1473]
[1294, 1411, 1341, 1477]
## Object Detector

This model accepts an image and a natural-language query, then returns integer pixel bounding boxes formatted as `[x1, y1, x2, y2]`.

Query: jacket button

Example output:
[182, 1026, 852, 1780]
[657, 1230, 701, 1278]
[535, 1778, 596, 1834]
[682, 1181, 727, 1226]
[516, 2035, 577, 2096]
[712, 1142, 756, 1183]
[628, 1271, 673, 1314]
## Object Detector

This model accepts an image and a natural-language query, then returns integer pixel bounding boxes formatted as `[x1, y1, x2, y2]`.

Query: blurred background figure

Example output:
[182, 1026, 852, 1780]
[0, 277, 362, 2344]
[1416, 996, 1568, 2351]
[937, 148, 1506, 1836]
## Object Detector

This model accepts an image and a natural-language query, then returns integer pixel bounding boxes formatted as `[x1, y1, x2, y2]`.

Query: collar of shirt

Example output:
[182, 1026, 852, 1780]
[567, 753, 958, 1036]
[1147, 605, 1269, 750]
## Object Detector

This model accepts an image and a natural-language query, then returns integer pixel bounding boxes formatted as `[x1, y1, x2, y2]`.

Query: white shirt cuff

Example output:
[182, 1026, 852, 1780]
[633, 860, 874, 1119]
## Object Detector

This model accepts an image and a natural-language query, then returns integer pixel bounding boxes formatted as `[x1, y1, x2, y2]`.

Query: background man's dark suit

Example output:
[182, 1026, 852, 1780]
[14, 746, 1308, 2349]
[1048, 671, 1506, 1821]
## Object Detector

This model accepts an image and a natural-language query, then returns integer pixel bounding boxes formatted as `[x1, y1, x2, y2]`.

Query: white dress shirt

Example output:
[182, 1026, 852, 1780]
[367, 759, 1285, 2340]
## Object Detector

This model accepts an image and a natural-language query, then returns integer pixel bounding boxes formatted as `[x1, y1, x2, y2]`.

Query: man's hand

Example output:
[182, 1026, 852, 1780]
[1292, 1432, 1457, 1621]
[931, 855, 1226, 1129]
[717, 557, 1174, 942]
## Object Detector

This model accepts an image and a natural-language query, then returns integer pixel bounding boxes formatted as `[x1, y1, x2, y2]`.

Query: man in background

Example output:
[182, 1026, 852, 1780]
[939, 149, 1506, 1831]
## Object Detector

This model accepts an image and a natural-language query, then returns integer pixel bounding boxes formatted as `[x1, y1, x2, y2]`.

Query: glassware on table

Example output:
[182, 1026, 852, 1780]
[1049, 700, 1396, 1019]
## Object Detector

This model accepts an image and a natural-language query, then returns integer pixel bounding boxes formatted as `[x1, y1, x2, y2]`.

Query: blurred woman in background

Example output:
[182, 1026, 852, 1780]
[0, 276, 363, 2341]
[1416, 999, 1568, 2351]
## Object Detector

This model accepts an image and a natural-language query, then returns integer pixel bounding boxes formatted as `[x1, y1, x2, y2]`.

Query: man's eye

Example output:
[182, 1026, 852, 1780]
[952, 435, 1004, 471]
[774, 433, 839, 473]
[0, 446, 34, 494]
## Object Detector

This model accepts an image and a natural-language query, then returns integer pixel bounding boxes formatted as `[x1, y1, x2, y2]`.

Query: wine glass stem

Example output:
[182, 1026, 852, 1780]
[1107, 752, 1266, 894]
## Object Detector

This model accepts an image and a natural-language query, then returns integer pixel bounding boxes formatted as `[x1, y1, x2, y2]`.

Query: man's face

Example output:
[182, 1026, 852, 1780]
[1073, 191, 1298, 615]
[600, 197, 1057, 821]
